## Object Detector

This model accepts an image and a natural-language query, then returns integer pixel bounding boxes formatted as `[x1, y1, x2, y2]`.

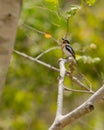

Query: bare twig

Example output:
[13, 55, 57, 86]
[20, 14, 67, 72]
[35, 46, 60, 60]
[64, 86, 94, 94]
[22, 23, 60, 45]
[67, 72, 91, 91]
[64, 18, 69, 39]
[13, 50, 59, 72]
[26, 5, 60, 19]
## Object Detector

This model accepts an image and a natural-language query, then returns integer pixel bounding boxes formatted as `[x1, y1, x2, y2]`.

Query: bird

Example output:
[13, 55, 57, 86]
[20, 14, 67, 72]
[61, 38, 78, 64]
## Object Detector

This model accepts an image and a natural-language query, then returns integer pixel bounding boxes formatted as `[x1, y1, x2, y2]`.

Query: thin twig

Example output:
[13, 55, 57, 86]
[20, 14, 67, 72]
[22, 23, 60, 45]
[13, 50, 59, 72]
[35, 46, 60, 60]
[64, 18, 69, 39]
[34, 5, 61, 20]
[67, 72, 91, 91]
[64, 87, 94, 94]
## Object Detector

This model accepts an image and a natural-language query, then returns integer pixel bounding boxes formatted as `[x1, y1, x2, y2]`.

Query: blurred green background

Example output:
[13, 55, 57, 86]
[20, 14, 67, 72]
[2, 0, 104, 129]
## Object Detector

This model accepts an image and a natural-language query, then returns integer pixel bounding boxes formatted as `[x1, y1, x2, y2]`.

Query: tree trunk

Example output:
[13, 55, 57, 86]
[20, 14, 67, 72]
[0, 0, 22, 92]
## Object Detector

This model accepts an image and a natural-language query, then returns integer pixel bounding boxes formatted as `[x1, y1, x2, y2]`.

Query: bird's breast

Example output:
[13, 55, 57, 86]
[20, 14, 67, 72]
[63, 46, 72, 57]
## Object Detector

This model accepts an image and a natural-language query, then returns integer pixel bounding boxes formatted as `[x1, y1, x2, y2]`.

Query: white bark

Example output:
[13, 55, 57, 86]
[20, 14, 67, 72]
[49, 58, 104, 130]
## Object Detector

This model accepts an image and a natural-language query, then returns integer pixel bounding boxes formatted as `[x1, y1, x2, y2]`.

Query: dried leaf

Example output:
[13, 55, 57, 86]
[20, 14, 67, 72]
[45, 33, 52, 39]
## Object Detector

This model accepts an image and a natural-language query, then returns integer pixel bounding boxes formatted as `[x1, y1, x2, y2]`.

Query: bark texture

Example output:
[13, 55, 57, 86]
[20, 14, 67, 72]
[0, 0, 22, 91]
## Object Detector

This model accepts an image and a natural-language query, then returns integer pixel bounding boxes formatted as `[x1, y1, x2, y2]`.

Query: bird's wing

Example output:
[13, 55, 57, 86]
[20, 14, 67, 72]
[65, 44, 76, 59]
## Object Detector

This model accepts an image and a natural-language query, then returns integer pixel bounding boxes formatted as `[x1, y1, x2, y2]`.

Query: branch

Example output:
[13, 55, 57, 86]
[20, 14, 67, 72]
[49, 58, 66, 130]
[66, 72, 92, 91]
[49, 58, 104, 130]
[64, 87, 94, 94]
[13, 50, 59, 72]
[14, 50, 92, 91]
[49, 84, 104, 130]
[35, 46, 60, 60]
[56, 58, 66, 116]
[14, 50, 102, 130]
[21, 23, 60, 45]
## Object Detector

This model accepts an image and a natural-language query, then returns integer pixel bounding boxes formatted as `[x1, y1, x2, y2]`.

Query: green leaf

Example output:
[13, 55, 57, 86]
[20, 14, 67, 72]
[66, 5, 80, 18]
[85, 0, 96, 6]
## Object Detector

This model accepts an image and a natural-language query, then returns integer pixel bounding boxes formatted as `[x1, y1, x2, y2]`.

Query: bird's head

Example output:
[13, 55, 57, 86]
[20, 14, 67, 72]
[62, 38, 70, 44]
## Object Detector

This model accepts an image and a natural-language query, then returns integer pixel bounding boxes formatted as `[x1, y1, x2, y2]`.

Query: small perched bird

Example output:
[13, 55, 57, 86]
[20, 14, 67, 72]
[62, 38, 78, 64]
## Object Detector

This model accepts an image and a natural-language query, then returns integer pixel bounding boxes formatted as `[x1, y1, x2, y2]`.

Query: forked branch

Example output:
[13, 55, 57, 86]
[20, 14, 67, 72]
[49, 58, 104, 130]
[14, 50, 90, 91]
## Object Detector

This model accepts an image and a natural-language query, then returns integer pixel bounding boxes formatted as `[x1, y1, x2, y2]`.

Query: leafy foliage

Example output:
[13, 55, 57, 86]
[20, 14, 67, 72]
[66, 5, 80, 18]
